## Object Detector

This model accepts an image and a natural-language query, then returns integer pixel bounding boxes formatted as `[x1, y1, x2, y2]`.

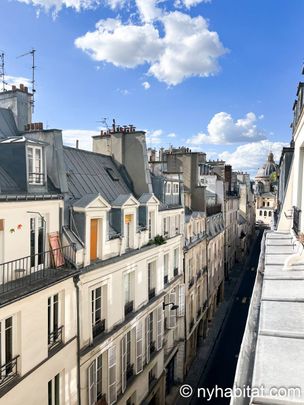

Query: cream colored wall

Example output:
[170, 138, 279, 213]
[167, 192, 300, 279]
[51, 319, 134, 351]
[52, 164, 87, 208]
[0, 340, 78, 405]
[0, 200, 63, 263]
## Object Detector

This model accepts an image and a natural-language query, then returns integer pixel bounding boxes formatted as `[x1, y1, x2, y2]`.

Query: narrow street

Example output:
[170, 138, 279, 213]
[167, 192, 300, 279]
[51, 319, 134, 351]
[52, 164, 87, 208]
[191, 229, 263, 405]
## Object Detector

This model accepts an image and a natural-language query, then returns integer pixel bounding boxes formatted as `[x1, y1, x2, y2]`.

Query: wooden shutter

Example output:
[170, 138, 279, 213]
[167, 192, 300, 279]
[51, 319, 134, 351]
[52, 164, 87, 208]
[156, 305, 163, 351]
[168, 291, 177, 329]
[88, 361, 96, 405]
[121, 336, 127, 394]
[145, 316, 150, 364]
[108, 346, 117, 405]
[178, 284, 185, 317]
[135, 321, 143, 374]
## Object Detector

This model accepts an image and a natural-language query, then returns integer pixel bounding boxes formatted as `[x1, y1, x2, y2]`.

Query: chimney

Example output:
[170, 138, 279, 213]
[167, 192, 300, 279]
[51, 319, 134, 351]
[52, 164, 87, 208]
[0, 83, 32, 131]
[76, 140, 79, 149]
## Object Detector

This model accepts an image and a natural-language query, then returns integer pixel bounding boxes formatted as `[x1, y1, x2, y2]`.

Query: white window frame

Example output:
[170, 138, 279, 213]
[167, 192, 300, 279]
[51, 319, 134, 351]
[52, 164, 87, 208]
[48, 293, 61, 347]
[108, 346, 117, 405]
[178, 284, 185, 317]
[0, 315, 16, 381]
[27, 145, 44, 185]
[48, 373, 60, 405]
[165, 182, 172, 195]
[172, 182, 179, 194]
[135, 321, 143, 374]
[156, 306, 163, 351]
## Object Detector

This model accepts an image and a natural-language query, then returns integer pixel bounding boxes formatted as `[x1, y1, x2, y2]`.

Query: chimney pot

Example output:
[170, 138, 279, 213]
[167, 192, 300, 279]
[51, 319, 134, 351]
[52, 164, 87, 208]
[20, 83, 24, 91]
[24, 86, 28, 93]
[12, 85, 16, 91]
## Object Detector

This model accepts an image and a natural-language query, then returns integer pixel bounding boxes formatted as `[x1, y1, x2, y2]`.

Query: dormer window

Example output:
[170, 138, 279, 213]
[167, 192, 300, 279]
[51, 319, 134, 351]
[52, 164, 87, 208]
[165, 182, 172, 195]
[27, 146, 44, 185]
[172, 182, 179, 194]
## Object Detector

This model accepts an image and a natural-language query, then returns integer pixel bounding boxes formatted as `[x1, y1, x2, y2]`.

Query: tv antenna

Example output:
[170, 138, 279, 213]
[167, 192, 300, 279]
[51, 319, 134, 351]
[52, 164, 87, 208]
[17, 48, 36, 112]
[0, 51, 7, 92]
[96, 117, 109, 130]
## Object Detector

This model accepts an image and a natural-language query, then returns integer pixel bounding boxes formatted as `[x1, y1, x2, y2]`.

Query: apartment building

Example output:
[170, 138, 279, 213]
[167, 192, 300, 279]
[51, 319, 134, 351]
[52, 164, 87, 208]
[232, 70, 304, 405]
[0, 98, 79, 404]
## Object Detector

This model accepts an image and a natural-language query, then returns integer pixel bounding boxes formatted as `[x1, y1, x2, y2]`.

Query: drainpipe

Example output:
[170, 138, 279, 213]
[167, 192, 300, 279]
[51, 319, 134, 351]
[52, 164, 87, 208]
[73, 275, 81, 405]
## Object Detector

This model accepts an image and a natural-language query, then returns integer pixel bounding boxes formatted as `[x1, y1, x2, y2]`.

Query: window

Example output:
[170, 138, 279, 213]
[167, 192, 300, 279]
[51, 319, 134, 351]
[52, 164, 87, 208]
[173, 249, 179, 276]
[30, 216, 45, 268]
[145, 312, 154, 361]
[135, 322, 143, 374]
[48, 294, 62, 349]
[48, 373, 60, 405]
[259, 210, 262, 216]
[121, 329, 135, 393]
[0, 316, 17, 386]
[124, 272, 134, 316]
[163, 217, 169, 236]
[269, 211, 272, 217]
[175, 215, 180, 234]
[262, 201, 265, 207]
[172, 182, 179, 194]
[165, 182, 172, 195]
[27, 146, 44, 185]
[148, 262, 156, 299]
[148, 211, 154, 239]
[88, 355, 103, 405]
[264, 211, 267, 216]
[106, 167, 119, 181]
[267, 202, 270, 207]
[91, 287, 105, 338]
[164, 254, 169, 285]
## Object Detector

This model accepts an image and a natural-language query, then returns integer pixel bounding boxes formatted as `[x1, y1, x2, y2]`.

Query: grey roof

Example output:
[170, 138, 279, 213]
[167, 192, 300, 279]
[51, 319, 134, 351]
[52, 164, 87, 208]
[112, 194, 133, 207]
[0, 165, 20, 193]
[63, 146, 131, 204]
[138, 193, 155, 204]
[73, 193, 100, 209]
[0, 108, 18, 139]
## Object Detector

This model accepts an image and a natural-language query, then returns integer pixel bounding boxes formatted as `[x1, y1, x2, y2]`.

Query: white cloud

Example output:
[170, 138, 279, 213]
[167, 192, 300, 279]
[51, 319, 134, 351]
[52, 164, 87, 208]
[167, 132, 176, 137]
[16, 0, 101, 13]
[62, 129, 99, 150]
[187, 112, 266, 145]
[142, 81, 151, 89]
[135, 0, 162, 22]
[146, 129, 164, 144]
[75, 19, 162, 68]
[175, 0, 211, 8]
[75, 11, 226, 85]
[4, 75, 32, 91]
[218, 140, 288, 176]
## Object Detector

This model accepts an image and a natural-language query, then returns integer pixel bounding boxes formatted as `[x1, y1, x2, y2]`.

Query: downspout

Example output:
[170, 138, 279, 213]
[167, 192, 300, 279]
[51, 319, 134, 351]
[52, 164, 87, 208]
[73, 275, 81, 405]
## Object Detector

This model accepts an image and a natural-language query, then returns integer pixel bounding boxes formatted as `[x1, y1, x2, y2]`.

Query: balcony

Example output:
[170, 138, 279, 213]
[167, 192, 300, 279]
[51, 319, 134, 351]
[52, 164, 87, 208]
[0, 356, 19, 387]
[188, 277, 195, 289]
[197, 270, 202, 280]
[0, 245, 77, 296]
[124, 301, 134, 317]
[92, 319, 106, 339]
[173, 267, 178, 277]
[293, 206, 301, 236]
[126, 364, 134, 382]
[164, 275, 168, 285]
[150, 340, 156, 355]
[148, 288, 156, 301]
[48, 325, 64, 350]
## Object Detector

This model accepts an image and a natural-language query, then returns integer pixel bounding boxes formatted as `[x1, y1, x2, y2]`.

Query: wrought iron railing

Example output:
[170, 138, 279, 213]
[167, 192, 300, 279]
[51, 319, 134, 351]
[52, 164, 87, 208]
[48, 325, 64, 350]
[124, 301, 134, 316]
[0, 356, 19, 387]
[93, 319, 106, 339]
[148, 288, 156, 300]
[0, 245, 76, 294]
[188, 277, 195, 289]
[293, 206, 301, 235]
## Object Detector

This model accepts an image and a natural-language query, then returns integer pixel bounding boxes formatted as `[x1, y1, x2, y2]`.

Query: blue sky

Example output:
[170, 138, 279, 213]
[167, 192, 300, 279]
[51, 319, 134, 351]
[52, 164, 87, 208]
[0, 0, 303, 175]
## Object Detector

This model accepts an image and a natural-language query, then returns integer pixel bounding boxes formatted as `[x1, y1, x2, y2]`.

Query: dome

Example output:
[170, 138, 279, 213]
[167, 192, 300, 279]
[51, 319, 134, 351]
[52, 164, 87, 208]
[255, 152, 277, 178]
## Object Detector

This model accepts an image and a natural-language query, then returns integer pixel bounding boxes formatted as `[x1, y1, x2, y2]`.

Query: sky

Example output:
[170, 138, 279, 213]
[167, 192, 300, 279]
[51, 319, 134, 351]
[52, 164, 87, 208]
[0, 0, 303, 176]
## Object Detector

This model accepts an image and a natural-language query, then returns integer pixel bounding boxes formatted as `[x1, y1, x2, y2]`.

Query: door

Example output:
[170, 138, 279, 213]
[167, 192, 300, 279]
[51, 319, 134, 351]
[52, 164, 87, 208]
[30, 216, 45, 269]
[90, 219, 98, 262]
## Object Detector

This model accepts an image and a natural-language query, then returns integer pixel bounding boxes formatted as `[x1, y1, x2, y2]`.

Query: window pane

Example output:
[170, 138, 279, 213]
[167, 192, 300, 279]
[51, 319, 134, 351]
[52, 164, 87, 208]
[55, 374, 60, 405]
[5, 317, 12, 364]
[48, 380, 52, 405]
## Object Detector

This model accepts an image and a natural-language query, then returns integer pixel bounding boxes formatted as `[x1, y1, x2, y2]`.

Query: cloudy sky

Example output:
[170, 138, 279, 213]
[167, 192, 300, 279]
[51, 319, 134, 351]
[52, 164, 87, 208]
[1, 0, 303, 175]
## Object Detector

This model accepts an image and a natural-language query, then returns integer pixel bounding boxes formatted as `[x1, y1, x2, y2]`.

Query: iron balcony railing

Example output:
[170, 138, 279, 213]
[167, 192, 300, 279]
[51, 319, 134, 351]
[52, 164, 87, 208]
[93, 319, 106, 339]
[293, 206, 301, 235]
[124, 301, 134, 317]
[0, 356, 19, 387]
[48, 325, 64, 350]
[197, 270, 202, 280]
[148, 288, 156, 301]
[126, 364, 134, 382]
[164, 275, 168, 285]
[0, 245, 76, 294]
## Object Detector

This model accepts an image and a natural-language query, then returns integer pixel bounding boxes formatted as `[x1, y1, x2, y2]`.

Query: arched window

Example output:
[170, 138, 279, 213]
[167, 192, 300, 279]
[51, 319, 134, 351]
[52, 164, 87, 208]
[262, 201, 265, 207]
[269, 211, 272, 217]
[259, 210, 262, 216]
[264, 211, 267, 216]
[267, 202, 270, 207]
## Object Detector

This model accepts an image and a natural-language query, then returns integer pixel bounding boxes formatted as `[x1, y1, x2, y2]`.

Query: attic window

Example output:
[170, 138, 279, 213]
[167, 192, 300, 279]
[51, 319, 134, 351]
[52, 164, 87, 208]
[106, 168, 119, 181]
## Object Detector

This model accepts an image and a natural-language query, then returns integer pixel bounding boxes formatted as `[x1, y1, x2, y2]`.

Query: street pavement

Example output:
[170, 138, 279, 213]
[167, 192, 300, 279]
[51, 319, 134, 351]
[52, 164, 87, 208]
[176, 229, 263, 405]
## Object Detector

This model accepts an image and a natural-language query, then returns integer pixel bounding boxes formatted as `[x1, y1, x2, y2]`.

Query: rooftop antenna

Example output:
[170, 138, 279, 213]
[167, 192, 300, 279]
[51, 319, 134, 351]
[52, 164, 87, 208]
[0, 51, 7, 92]
[17, 48, 36, 112]
[96, 117, 109, 130]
